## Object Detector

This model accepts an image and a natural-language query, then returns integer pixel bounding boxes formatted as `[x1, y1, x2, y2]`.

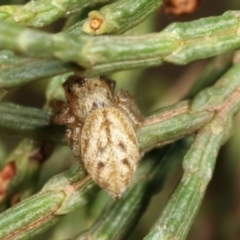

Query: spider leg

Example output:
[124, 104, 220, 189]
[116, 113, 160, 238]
[114, 90, 144, 129]
[50, 99, 76, 125]
[68, 123, 82, 159]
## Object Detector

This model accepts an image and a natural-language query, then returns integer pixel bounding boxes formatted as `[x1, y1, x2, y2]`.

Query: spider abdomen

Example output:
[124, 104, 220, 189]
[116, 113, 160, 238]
[81, 107, 139, 199]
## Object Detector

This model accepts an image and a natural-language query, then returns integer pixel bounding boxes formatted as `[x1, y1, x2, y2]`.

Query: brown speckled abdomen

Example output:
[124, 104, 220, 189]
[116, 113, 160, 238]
[80, 107, 140, 199]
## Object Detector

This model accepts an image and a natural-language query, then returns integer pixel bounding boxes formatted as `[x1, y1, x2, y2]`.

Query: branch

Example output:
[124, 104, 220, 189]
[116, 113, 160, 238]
[0, 0, 116, 27]
[0, 12, 237, 89]
[0, 102, 66, 143]
[143, 66, 240, 240]
[0, 11, 239, 70]
[0, 50, 79, 89]
[0, 140, 51, 211]
[81, 0, 162, 35]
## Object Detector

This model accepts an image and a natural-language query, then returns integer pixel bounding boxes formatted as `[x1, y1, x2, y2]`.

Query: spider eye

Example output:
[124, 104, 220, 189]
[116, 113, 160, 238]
[75, 77, 86, 87]
[63, 75, 87, 90]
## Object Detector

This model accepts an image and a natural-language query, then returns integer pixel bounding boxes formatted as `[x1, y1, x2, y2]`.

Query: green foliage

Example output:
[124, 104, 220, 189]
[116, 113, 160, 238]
[0, 0, 240, 239]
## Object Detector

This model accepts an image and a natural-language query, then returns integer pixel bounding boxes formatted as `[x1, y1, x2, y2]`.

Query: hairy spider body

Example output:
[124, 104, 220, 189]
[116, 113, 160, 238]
[51, 75, 143, 199]
[81, 107, 139, 199]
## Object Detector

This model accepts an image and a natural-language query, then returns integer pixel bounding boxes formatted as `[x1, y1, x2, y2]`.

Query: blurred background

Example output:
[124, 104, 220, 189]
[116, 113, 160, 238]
[1, 0, 240, 239]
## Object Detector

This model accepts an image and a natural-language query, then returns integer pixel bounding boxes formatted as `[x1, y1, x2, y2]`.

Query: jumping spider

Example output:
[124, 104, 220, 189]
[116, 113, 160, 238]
[51, 75, 144, 199]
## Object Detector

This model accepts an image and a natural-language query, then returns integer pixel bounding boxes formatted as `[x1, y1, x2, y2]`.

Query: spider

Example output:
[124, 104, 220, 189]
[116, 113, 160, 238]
[51, 75, 143, 199]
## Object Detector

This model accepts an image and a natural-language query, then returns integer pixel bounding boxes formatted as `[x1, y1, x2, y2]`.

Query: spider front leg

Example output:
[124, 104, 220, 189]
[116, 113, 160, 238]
[51, 99, 86, 170]
[114, 90, 144, 129]
[66, 123, 87, 172]
[50, 99, 83, 157]
[65, 123, 82, 159]
[101, 76, 116, 95]
[50, 99, 76, 125]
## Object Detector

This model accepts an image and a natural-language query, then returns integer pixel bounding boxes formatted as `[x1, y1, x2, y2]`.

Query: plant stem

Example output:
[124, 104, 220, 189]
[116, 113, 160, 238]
[144, 62, 240, 240]
[0, 0, 116, 27]
[0, 139, 52, 211]
[0, 11, 239, 71]
[81, 0, 162, 35]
